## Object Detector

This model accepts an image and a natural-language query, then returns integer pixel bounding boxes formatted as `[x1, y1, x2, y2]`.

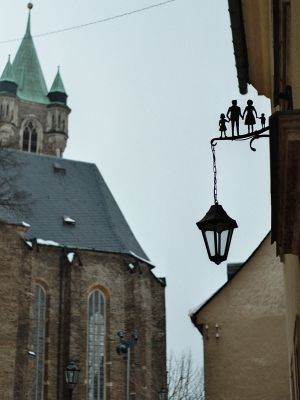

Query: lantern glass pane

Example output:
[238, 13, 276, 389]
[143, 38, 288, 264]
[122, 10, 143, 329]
[205, 230, 216, 256]
[220, 229, 230, 256]
[69, 371, 74, 384]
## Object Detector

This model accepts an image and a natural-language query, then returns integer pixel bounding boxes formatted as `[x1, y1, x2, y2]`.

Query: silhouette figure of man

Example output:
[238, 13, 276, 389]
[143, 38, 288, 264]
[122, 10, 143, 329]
[226, 100, 242, 136]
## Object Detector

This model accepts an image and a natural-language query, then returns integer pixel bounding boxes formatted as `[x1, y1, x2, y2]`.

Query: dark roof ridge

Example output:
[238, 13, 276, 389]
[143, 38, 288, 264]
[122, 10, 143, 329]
[0, 148, 97, 167]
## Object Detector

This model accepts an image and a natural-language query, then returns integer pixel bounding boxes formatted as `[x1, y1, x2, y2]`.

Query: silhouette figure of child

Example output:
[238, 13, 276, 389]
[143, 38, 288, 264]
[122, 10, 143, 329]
[219, 114, 229, 138]
[258, 113, 266, 128]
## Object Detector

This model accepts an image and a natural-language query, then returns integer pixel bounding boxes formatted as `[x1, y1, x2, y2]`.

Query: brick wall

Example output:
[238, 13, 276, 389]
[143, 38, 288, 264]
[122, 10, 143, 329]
[0, 223, 166, 400]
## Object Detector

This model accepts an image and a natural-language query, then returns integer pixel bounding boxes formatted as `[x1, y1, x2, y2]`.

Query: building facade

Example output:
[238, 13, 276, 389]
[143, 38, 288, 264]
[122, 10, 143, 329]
[228, 0, 300, 397]
[191, 235, 290, 400]
[191, 1, 300, 399]
[0, 8, 166, 400]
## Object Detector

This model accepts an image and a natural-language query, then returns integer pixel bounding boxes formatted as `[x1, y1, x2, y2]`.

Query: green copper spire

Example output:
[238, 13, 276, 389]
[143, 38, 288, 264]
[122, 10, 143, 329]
[0, 55, 16, 83]
[12, 7, 49, 104]
[25, 7, 31, 37]
[49, 67, 67, 95]
[48, 67, 68, 105]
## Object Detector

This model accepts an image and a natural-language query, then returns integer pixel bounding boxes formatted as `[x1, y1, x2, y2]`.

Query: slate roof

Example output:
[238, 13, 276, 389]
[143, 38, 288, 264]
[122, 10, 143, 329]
[0, 150, 148, 260]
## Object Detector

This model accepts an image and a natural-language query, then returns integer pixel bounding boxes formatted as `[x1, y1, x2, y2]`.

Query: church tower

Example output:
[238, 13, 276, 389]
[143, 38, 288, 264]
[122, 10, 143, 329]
[0, 5, 70, 157]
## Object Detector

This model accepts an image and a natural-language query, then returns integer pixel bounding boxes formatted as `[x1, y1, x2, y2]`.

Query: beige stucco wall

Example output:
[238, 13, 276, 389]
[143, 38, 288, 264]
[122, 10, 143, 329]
[282, 254, 300, 361]
[195, 236, 289, 400]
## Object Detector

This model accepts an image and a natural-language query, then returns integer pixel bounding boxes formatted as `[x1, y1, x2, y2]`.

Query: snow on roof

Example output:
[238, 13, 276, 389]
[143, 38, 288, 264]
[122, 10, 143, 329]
[36, 238, 60, 247]
[63, 216, 76, 224]
[128, 262, 135, 270]
[129, 251, 155, 268]
[67, 252, 75, 263]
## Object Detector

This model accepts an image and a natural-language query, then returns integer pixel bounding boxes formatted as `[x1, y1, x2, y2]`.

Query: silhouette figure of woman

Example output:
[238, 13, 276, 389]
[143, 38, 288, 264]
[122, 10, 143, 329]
[242, 100, 258, 133]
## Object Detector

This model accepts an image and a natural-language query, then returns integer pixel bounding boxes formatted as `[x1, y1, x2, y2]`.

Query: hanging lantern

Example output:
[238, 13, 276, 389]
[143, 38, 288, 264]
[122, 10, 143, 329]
[196, 204, 237, 265]
[64, 360, 80, 387]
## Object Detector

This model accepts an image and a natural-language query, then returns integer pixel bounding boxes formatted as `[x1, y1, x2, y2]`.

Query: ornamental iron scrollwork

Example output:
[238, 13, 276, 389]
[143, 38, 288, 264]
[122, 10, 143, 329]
[211, 99, 270, 204]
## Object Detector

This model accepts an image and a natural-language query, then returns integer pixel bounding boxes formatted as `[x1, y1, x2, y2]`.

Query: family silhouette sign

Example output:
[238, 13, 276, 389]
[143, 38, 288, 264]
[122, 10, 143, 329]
[218, 100, 266, 138]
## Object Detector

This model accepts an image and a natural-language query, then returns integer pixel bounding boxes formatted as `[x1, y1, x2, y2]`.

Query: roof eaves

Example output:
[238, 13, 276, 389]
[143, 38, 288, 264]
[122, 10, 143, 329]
[228, 0, 250, 94]
[190, 231, 271, 322]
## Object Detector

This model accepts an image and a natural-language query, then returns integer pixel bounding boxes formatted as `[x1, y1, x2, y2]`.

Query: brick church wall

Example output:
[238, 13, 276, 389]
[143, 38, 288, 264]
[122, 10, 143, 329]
[0, 223, 166, 400]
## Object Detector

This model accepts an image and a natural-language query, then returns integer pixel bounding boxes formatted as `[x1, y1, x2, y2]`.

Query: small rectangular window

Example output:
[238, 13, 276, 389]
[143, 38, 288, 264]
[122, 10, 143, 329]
[63, 216, 76, 225]
[53, 163, 66, 174]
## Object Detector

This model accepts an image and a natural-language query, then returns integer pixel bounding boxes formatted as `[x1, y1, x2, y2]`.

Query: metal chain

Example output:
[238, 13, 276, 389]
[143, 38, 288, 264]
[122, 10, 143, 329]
[211, 143, 218, 204]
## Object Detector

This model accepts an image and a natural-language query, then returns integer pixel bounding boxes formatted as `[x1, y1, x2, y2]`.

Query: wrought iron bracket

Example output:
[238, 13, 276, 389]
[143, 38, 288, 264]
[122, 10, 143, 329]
[210, 125, 270, 204]
[211, 125, 270, 152]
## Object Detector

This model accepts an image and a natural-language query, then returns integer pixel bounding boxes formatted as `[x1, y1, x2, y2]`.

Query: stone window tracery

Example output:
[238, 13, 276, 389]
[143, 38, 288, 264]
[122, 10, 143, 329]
[32, 284, 46, 400]
[22, 119, 40, 153]
[87, 290, 106, 400]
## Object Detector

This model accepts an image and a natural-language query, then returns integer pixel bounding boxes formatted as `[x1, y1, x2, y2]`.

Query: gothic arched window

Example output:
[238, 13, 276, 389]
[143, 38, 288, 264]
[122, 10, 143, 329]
[22, 127, 30, 151]
[87, 290, 106, 400]
[32, 284, 46, 400]
[22, 120, 39, 153]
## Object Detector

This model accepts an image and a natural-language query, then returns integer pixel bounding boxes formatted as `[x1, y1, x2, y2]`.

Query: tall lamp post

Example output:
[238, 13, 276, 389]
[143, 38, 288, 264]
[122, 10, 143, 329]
[116, 330, 138, 400]
[64, 360, 80, 400]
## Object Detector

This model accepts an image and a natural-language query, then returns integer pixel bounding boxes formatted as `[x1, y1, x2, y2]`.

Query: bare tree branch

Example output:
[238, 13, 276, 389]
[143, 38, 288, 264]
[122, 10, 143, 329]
[0, 150, 31, 214]
[167, 351, 204, 400]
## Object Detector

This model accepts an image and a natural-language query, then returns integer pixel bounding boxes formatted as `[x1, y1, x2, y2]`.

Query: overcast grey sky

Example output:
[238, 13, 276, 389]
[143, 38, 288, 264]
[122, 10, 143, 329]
[0, 1, 270, 365]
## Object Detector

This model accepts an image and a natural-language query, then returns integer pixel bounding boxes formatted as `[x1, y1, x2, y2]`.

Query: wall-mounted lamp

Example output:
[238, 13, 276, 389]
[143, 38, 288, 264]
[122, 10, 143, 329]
[215, 323, 220, 339]
[204, 324, 209, 340]
[64, 360, 80, 400]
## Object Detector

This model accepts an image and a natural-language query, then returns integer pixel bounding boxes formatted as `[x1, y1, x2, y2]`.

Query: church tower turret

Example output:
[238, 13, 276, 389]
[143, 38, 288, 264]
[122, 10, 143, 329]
[46, 67, 70, 157]
[0, 55, 19, 147]
[0, 4, 71, 156]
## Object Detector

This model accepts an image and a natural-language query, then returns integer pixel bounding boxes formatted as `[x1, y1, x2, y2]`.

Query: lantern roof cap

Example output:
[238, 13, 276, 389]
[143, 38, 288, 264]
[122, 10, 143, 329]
[196, 204, 238, 232]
